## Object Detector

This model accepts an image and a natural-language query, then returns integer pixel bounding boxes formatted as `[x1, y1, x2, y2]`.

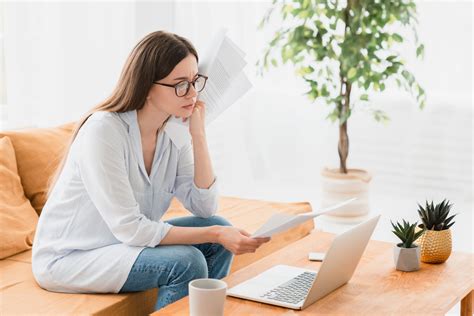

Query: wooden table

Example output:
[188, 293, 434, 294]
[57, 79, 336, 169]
[156, 230, 474, 315]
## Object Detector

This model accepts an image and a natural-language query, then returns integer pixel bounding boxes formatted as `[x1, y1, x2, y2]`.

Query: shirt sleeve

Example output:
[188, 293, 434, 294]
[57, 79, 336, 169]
[77, 119, 172, 247]
[173, 141, 219, 218]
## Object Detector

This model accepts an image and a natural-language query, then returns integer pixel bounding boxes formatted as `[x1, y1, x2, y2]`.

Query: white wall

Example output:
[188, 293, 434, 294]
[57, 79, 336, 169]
[2, 1, 138, 128]
[2, 1, 472, 252]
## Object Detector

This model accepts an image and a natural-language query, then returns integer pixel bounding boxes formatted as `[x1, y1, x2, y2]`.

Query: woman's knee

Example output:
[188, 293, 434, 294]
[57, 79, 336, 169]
[166, 215, 232, 228]
[171, 246, 208, 281]
[207, 215, 232, 227]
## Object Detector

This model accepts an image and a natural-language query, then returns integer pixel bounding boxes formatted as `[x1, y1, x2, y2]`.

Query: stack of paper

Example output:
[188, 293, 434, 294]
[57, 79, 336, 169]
[164, 29, 252, 148]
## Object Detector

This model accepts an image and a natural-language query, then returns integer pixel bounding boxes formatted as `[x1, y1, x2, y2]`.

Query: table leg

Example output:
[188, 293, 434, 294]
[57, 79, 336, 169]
[461, 290, 473, 316]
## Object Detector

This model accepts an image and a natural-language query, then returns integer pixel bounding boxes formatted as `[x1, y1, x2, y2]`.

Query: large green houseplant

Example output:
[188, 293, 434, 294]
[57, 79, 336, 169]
[258, 0, 426, 216]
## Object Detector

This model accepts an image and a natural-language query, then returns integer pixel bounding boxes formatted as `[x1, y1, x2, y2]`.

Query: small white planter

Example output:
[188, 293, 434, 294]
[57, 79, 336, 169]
[394, 245, 420, 272]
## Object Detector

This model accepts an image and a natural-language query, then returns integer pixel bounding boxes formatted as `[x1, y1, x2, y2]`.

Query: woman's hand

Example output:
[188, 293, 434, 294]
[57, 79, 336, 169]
[214, 226, 271, 255]
[179, 100, 206, 138]
[175, 100, 206, 138]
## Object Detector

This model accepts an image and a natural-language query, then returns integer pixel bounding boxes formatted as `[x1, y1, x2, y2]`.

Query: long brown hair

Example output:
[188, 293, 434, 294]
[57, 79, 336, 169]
[48, 30, 198, 195]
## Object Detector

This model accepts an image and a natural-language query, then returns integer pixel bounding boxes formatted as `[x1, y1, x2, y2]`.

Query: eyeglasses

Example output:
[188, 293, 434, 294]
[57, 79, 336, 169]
[154, 74, 208, 97]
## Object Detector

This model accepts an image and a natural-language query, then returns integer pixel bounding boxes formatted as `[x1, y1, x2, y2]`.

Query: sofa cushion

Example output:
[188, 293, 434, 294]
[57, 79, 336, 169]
[0, 137, 39, 259]
[0, 123, 76, 215]
[0, 259, 157, 316]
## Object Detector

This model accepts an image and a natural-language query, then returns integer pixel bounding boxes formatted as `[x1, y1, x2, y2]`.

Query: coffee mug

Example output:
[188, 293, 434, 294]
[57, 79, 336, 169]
[189, 278, 227, 316]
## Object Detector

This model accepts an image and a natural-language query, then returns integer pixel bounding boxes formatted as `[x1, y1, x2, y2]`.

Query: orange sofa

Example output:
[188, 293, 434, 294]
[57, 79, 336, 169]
[0, 123, 314, 315]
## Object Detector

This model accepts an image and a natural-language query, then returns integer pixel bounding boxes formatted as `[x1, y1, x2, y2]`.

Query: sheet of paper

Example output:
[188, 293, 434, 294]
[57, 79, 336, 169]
[164, 29, 252, 149]
[206, 71, 252, 123]
[251, 198, 358, 238]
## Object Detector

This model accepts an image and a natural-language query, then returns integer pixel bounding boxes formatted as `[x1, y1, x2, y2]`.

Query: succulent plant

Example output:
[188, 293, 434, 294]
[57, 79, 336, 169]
[391, 220, 424, 248]
[417, 199, 457, 231]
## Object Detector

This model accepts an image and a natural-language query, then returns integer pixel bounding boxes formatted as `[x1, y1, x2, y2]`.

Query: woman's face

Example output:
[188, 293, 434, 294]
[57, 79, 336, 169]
[147, 54, 199, 118]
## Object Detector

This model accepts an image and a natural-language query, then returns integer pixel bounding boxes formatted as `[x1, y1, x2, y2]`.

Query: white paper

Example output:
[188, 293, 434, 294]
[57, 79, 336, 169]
[251, 198, 358, 238]
[206, 72, 252, 123]
[164, 29, 252, 148]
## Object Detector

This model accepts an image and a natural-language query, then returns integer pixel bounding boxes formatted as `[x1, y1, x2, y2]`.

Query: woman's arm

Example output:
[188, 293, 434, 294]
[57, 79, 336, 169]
[192, 134, 215, 189]
[160, 225, 271, 255]
[172, 101, 219, 217]
[173, 143, 219, 217]
[190, 100, 215, 189]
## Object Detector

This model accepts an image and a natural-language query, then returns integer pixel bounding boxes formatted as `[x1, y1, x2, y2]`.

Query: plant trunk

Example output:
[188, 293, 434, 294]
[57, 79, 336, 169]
[338, 119, 349, 173]
[338, 80, 351, 174]
[338, 2, 352, 174]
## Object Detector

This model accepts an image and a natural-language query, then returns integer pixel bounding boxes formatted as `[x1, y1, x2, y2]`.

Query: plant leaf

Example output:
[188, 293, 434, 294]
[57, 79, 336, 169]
[414, 229, 424, 241]
[348, 68, 357, 80]
[445, 221, 455, 229]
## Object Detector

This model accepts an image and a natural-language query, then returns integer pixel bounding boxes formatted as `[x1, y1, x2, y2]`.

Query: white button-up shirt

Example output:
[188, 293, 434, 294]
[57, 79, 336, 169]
[32, 110, 219, 293]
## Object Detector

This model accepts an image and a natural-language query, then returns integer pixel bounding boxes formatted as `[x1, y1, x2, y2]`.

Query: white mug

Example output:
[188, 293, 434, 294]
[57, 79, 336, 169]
[189, 278, 227, 316]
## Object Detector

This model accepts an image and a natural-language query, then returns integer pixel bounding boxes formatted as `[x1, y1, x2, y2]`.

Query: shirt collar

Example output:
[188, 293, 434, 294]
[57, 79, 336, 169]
[119, 110, 179, 147]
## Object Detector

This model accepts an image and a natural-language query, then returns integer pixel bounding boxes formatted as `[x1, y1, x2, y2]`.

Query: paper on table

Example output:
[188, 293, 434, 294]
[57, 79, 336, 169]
[251, 198, 358, 238]
[164, 28, 252, 148]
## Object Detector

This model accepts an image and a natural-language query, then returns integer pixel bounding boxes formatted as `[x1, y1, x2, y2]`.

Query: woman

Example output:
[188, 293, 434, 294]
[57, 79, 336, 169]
[32, 30, 270, 310]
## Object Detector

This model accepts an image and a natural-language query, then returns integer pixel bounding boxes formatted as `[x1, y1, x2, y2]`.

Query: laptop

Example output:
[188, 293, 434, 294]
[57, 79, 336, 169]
[227, 215, 381, 310]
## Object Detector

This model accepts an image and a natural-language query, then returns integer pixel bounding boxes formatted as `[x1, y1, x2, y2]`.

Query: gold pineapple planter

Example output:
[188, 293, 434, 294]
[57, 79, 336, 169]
[416, 199, 456, 264]
[417, 229, 452, 263]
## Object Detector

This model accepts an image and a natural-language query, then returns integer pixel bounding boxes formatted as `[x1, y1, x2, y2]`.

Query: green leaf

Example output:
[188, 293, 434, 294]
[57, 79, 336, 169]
[326, 109, 340, 123]
[360, 94, 369, 101]
[416, 44, 425, 58]
[414, 229, 424, 242]
[392, 33, 403, 43]
[339, 107, 352, 124]
[347, 68, 357, 80]
[386, 55, 398, 62]
[372, 109, 389, 123]
[257, 0, 425, 127]
[444, 214, 457, 227]
[296, 66, 314, 76]
[391, 219, 421, 247]
[392, 230, 406, 243]
[363, 80, 371, 90]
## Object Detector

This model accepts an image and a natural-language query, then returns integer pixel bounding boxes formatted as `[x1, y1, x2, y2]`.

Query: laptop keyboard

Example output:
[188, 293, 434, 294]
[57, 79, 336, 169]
[260, 271, 317, 305]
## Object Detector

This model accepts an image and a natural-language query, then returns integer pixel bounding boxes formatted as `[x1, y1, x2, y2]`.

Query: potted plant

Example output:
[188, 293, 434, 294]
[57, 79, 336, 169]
[258, 0, 426, 217]
[416, 199, 457, 263]
[391, 220, 424, 272]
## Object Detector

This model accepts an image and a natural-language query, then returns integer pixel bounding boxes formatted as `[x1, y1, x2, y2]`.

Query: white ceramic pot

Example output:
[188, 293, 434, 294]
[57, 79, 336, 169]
[394, 245, 421, 272]
[320, 167, 372, 217]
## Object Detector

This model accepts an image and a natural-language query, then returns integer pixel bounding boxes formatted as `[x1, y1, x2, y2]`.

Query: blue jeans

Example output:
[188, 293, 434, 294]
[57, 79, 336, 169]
[119, 215, 234, 311]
